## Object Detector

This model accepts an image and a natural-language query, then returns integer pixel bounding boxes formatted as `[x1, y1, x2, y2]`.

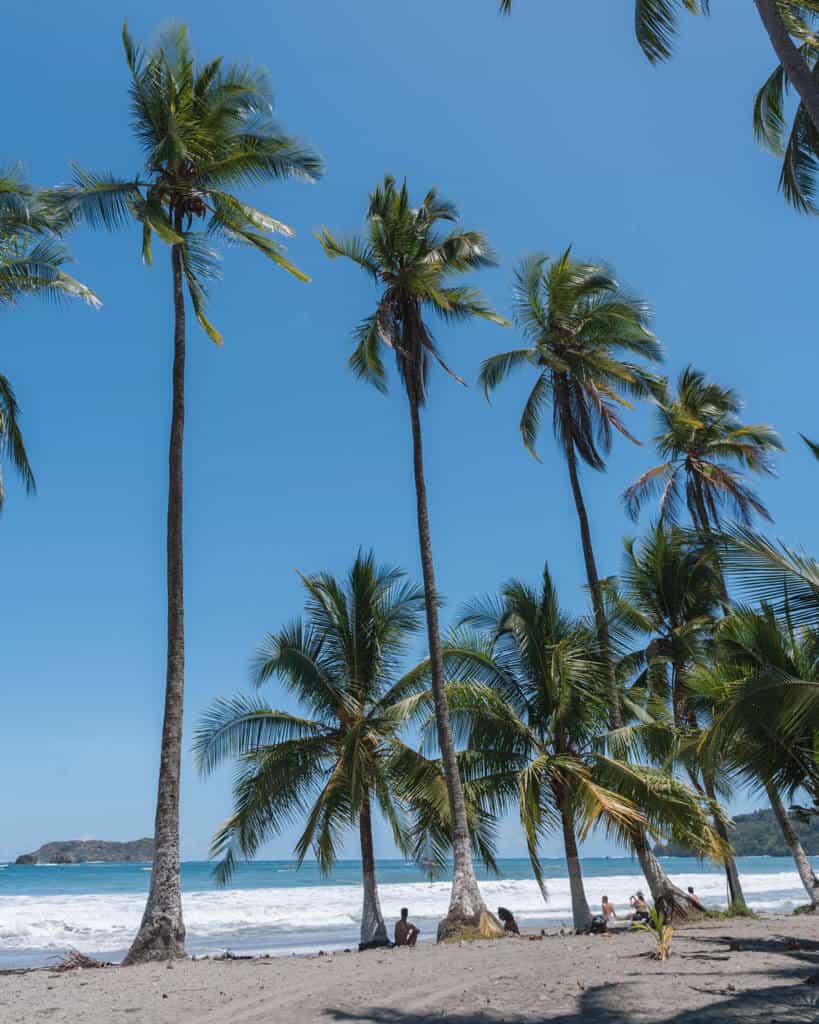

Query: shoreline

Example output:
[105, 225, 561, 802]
[2, 913, 818, 1023]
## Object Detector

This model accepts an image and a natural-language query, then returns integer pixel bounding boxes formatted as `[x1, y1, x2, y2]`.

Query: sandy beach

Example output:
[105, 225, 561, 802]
[2, 914, 818, 1024]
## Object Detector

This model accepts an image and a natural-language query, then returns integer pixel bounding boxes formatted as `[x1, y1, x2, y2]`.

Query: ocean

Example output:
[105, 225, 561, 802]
[0, 856, 815, 969]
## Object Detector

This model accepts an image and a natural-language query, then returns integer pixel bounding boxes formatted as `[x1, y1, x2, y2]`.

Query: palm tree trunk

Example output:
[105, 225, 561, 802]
[673, 673, 745, 910]
[755, 0, 819, 135]
[766, 782, 819, 907]
[123, 237, 187, 964]
[407, 390, 487, 940]
[563, 442, 699, 919]
[563, 438, 620, 729]
[703, 776, 746, 909]
[358, 796, 390, 949]
[632, 828, 704, 921]
[558, 794, 592, 932]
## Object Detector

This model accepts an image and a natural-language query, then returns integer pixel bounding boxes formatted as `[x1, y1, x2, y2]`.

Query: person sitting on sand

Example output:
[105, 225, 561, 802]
[394, 907, 420, 946]
[629, 892, 650, 923]
[601, 896, 617, 922]
[497, 907, 520, 934]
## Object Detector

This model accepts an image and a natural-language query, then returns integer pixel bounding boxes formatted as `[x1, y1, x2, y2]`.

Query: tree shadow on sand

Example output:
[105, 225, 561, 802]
[324, 976, 819, 1023]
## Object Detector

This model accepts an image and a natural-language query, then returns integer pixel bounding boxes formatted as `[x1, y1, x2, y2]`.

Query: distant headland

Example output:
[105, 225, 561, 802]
[15, 838, 154, 865]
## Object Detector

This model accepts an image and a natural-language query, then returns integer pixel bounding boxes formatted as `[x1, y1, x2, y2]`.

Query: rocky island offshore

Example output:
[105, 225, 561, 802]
[15, 838, 153, 864]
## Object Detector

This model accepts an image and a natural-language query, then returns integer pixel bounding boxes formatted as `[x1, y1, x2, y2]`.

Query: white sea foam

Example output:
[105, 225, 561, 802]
[0, 869, 809, 963]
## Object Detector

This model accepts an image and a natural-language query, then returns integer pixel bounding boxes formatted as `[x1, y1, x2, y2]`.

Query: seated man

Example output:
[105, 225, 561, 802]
[630, 891, 650, 923]
[601, 895, 617, 922]
[394, 907, 420, 947]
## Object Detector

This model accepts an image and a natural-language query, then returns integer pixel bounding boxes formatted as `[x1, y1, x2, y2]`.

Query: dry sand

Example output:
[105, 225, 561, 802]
[2, 914, 819, 1023]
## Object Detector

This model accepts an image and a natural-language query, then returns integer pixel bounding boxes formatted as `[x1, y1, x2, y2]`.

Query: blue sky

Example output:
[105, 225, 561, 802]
[2, 0, 817, 865]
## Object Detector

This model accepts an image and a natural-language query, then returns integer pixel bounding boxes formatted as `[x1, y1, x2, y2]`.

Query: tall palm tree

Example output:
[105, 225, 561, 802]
[698, 607, 819, 906]
[438, 565, 724, 930]
[480, 250, 661, 726]
[624, 366, 783, 532]
[616, 524, 747, 908]
[195, 553, 433, 949]
[54, 23, 322, 963]
[1, 167, 99, 510]
[318, 176, 507, 938]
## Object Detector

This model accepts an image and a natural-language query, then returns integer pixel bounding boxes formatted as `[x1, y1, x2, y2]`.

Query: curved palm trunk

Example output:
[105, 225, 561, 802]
[358, 796, 390, 949]
[632, 828, 704, 921]
[558, 795, 592, 932]
[407, 391, 487, 940]
[563, 446, 699, 918]
[123, 239, 187, 964]
[674, 670, 746, 910]
[766, 782, 819, 907]
[704, 776, 746, 909]
[755, 0, 819, 136]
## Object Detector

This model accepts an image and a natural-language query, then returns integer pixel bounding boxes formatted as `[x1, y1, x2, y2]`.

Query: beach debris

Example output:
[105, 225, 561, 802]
[784, 937, 803, 951]
[804, 972, 819, 985]
[728, 941, 743, 951]
[48, 950, 109, 972]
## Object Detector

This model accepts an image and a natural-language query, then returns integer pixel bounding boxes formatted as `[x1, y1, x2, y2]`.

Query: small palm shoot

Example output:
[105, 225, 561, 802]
[632, 906, 673, 961]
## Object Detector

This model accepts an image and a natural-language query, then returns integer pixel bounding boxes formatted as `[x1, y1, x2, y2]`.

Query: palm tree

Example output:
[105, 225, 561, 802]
[318, 176, 507, 938]
[54, 23, 322, 964]
[624, 366, 783, 532]
[443, 566, 639, 932]
[754, 17, 819, 212]
[438, 564, 724, 929]
[195, 552, 434, 949]
[616, 524, 747, 908]
[480, 250, 661, 726]
[698, 607, 819, 906]
[1, 167, 99, 510]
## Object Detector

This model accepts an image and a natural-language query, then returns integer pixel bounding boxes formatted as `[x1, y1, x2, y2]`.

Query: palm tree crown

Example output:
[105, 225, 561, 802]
[318, 175, 506, 404]
[480, 250, 661, 467]
[624, 365, 783, 531]
[195, 553, 426, 880]
[55, 22, 322, 342]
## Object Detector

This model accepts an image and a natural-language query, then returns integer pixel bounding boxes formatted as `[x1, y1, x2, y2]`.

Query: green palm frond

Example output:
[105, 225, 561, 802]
[635, 0, 710, 64]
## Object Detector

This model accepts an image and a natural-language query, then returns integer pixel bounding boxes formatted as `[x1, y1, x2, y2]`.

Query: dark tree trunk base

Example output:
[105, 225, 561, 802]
[358, 939, 393, 952]
[121, 913, 186, 965]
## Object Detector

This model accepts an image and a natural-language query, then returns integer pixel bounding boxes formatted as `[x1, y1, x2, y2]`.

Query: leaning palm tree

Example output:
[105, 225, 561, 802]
[54, 23, 322, 963]
[754, 12, 819, 212]
[195, 553, 430, 949]
[1, 168, 99, 510]
[438, 564, 725, 928]
[624, 366, 783, 532]
[480, 250, 661, 725]
[698, 607, 819, 906]
[616, 524, 747, 908]
[318, 176, 507, 938]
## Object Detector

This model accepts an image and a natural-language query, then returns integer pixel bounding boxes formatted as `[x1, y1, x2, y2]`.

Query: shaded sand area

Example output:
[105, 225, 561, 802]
[2, 915, 819, 1023]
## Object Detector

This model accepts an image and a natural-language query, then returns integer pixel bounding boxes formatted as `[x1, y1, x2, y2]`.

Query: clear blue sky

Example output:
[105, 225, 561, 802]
[1, 0, 816, 864]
